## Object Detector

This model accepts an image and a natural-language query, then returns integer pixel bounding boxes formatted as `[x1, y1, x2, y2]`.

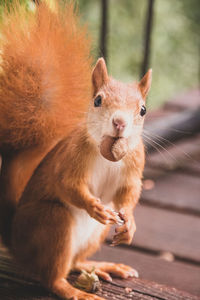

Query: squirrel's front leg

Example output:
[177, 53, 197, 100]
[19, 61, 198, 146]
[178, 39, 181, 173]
[112, 183, 141, 246]
[112, 209, 136, 246]
[86, 197, 123, 225]
[58, 182, 122, 225]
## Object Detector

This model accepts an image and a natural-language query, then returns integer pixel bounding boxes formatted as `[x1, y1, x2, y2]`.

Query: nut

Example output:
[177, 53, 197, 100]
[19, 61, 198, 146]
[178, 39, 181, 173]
[100, 136, 128, 162]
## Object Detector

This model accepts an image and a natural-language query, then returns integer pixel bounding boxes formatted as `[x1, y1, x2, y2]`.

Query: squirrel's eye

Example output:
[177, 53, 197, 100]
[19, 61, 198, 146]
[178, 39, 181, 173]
[140, 105, 146, 117]
[94, 95, 102, 107]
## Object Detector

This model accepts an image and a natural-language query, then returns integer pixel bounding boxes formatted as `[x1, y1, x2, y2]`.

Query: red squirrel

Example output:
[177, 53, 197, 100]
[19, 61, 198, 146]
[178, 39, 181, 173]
[0, 2, 152, 300]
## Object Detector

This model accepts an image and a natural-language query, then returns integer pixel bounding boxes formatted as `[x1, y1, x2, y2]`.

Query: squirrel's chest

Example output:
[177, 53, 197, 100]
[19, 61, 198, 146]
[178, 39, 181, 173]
[88, 155, 124, 204]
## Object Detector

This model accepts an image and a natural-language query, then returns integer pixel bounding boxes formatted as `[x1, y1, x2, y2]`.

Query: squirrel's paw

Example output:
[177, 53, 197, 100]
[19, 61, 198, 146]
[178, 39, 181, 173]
[94, 262, 139, 281]
[75, 261, 138, 282]
[111, 210, 136, 246]
[87, 200, 123, 225]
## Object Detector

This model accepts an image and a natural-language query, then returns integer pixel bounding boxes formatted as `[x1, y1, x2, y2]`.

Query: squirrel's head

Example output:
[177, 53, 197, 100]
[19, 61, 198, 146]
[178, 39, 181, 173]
[87, 58, 152, 161]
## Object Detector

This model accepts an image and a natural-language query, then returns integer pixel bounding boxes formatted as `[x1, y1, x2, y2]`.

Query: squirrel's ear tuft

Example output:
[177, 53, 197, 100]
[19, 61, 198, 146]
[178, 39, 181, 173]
[139, 69, 152, 100]
[92, 58, 109, 95]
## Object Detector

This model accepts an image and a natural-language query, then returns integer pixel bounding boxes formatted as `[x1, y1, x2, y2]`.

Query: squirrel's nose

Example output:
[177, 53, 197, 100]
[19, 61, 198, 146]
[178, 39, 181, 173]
[112, 117, 126, 132]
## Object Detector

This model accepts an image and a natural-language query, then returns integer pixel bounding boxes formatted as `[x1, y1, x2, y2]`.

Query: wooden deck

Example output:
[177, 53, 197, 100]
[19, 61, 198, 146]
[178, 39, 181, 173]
[0, 89, 199, 299]
[0, 246, 199, 300]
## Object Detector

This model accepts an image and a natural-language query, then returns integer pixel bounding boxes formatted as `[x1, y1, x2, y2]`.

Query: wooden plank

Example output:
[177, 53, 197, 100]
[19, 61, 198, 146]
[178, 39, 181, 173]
[144, 160, 200, 179]
[144, 108, 200, 150]
[96, 278, 199, 300]
[0, 283, 53, 300]
[144, 134, 200, 171]
[108, 205, 200, 263]
[92, 244, 200, 297]
[179, 160, 200, 176]
[144, 109, 174, 125]
[141, 172, 200, 213]
[164, 89, 200, 111]
[134, 205, 200, 262]
[0, 247, 198, 300]
[1, 276, 198, 300]
[144, 135, 200, 172]
[145, 90, 200, 128]
[143, 167, 165, 180]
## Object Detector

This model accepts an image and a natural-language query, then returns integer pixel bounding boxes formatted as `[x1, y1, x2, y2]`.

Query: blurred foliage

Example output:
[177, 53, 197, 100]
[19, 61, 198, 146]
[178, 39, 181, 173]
[79, 0, 200, 109]
[0, 0, 33, 17]
[0, 0, 199, 109]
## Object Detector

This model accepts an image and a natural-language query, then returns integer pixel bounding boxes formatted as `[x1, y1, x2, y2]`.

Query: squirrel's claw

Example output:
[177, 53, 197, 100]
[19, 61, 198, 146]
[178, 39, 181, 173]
[87, 201, 121, 225]
[111, 212, 136, 246]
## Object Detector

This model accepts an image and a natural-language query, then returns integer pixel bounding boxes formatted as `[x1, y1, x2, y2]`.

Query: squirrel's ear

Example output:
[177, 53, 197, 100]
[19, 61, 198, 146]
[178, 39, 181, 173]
[92, 58, 109, 95]
[139, 69, 152, 100]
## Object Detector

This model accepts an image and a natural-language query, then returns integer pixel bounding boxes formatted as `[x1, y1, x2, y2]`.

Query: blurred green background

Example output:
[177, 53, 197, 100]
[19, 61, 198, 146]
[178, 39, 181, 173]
[0, 0, 199, 109]
[79, 0, 200, 109]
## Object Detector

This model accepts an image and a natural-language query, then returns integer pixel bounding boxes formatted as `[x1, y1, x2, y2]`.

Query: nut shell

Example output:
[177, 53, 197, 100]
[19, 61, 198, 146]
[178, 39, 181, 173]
[100, 136, 128, 162]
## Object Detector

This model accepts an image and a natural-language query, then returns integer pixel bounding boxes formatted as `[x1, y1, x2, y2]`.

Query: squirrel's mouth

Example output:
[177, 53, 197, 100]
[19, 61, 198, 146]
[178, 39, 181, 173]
[99, 135, 128, 162]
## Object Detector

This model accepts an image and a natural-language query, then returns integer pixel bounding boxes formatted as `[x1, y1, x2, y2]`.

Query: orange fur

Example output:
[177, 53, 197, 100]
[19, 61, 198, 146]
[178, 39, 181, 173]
[0, 139, 58, 246]
[0, 1, 92, 149]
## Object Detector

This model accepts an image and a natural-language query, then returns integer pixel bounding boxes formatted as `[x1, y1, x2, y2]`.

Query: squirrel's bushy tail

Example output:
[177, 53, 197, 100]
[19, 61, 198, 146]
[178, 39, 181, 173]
[0, 1, 92, 247]
[0, 1, 92, 150]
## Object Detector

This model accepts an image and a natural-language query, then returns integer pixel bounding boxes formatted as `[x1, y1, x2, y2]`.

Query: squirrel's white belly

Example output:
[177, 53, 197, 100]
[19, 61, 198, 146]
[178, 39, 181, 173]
[70, 206, 105, 257]
[89, 153, 124, 204]
[69, 154, 123, 257]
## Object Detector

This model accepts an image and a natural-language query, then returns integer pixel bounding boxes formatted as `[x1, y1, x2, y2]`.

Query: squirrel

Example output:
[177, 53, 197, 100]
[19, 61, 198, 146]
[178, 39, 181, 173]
[0, 2, 152, 300]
